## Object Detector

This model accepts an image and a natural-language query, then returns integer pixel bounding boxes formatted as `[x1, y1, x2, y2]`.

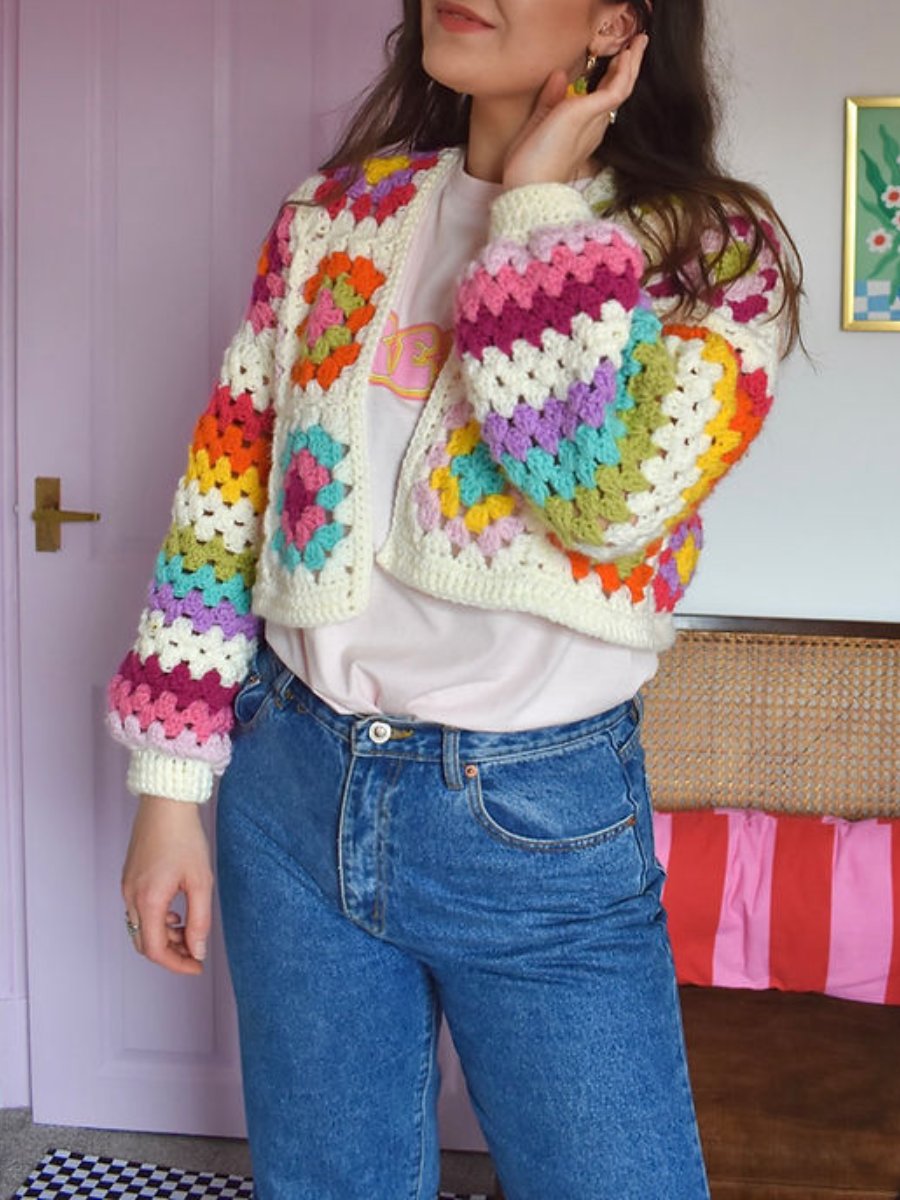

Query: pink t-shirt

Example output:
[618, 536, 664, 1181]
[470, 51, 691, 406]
[266, 161, 658, 729]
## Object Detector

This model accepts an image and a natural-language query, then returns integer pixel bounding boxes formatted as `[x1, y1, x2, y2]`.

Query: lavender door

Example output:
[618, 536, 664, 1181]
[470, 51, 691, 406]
[17, 0, 483, 1148]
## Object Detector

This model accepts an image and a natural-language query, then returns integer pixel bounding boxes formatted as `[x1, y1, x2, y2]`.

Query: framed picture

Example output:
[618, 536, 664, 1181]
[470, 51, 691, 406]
[843, 97, 900, 331]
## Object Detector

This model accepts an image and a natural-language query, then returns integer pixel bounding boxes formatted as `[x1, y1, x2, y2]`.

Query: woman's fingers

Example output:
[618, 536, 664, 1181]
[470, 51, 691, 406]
[127, 885, 211, 970]
[502, 36, 650, 187]
[131, 893, 205, 975]
[593, 34, 649, 109]
[531, 69, 570, 123]
[184, 874, 213, 963]
[165, 910, 189, 951]
[121, 795, 213, 976]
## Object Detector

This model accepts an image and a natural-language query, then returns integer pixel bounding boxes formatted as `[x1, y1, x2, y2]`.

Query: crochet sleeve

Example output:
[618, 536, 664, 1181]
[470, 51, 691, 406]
[455, 183, 784, 563]
[105, 204, 297, 804]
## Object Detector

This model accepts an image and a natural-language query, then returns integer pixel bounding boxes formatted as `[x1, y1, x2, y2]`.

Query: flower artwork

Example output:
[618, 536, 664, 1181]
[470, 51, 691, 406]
[843, 97, 900, 331]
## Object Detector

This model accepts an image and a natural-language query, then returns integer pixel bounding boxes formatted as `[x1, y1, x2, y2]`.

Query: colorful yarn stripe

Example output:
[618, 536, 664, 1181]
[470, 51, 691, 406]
[652, 515, 704, 612]
[110, 712, 231, 771]
[108, 683, 233, 746]
[132, 613, 251, 686]
[113, 652, 236, 712]
[647, 214, 781, 327]
[272, 424, 350, 575]
[661, 325, 772, 529]
[193, 410, 272, 476]
[707, 215, 781, 324]
[562, 533, 664, 605]
[247, 204, 296, 335]
[159, 526, 258, 590]
[108, 201, 291, 796]
[459, 223, 674, 549]
[457, 255, 642, 362]
[153, 551, 254, 613]
[456, 223, 668, 548]
[187, 452, 267, 513]
[313, 152, 442, 225]
[466, 224, 643, 305]
[481, 360, 618, 466]
[430, 420, 515, 531]
[147, 584, 258, 640]
[414, 399, 526, 557]
[203, 384, 273, 442]
[458, 196, 781, 575]
[293, 252, 386, 392]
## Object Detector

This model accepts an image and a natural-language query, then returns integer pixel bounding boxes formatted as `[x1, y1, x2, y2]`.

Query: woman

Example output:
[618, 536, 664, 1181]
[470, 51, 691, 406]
[112, 1, 801, 1197]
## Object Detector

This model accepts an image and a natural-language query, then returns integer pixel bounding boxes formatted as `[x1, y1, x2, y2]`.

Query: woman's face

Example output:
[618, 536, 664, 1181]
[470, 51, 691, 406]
[421, 0, 610, 101]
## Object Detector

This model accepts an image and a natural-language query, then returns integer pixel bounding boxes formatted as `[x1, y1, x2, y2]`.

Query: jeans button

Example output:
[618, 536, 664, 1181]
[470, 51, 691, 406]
[369, 721, 392, 745]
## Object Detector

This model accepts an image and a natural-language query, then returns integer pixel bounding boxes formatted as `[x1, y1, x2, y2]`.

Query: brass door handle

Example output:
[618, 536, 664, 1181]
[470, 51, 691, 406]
[31, 476, 101, 552]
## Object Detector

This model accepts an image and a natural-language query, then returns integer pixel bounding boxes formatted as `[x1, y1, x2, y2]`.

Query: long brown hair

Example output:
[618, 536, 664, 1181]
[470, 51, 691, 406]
[321, 0, 802, 352]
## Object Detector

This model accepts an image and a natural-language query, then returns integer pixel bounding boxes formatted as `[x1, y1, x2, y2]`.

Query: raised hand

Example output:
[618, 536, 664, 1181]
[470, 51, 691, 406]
[502, 34, 649, 189]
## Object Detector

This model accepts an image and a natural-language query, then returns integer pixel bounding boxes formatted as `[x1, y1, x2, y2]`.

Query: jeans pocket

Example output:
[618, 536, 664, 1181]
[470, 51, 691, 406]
[233, 658, 293, 732]
[466, 732, 639, 853]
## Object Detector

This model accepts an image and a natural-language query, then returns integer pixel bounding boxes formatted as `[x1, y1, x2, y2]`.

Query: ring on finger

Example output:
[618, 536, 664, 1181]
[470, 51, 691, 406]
[608, 109, 618, 125]
[125, 913, 141, 939]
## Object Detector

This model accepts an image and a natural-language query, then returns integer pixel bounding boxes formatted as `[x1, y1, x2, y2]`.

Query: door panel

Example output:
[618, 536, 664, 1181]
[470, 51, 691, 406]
[18, 0, 317, 1135]
[18, 0, 485, 1146]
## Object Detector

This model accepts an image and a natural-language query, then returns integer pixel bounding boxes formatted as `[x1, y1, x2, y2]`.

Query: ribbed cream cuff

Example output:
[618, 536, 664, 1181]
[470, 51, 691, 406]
[127, 749, 215, 805]
[489, 183, 594, 242]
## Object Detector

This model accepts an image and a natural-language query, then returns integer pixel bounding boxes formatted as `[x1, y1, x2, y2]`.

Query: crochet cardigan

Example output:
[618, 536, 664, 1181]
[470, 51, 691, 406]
[108, 147, 786, 804]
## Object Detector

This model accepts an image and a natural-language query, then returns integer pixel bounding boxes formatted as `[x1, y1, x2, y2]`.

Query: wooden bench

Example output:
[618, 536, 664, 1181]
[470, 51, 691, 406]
[644, 616, 900, 1199]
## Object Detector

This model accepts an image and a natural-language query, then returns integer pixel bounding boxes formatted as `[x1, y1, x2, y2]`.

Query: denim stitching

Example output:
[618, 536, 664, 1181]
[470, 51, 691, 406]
[233, 667, 292, 732]
[220, 799, 333, 908]
[613, 698, 645, 763]
[616, 746, 652, 891]
[336, 758, 358, 919]
[464, 724, 626, 768]
[441, 728, 463, 790]
[371, 758, 403, 936]
[408, 980, 440, 1200]
[659, 940, 713, 1198]
[466, 777, 638, 853]
[346, 720, 635, 770]
[297, 695, 354, 743]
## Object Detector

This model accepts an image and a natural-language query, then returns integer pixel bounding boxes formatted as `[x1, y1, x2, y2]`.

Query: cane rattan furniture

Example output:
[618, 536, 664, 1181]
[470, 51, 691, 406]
[644, 615, 900, 1200]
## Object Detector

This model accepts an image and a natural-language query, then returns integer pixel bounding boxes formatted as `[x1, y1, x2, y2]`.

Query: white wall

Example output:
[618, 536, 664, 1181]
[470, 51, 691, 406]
[687, 0, 900, 619]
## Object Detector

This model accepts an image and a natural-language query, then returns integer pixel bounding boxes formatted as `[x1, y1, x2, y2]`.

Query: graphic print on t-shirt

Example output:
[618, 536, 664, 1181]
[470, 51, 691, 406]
[370, 310, 453, 401]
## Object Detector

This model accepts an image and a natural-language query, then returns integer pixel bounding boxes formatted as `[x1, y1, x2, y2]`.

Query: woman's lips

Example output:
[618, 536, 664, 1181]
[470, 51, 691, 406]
[435, 3, 494, 32]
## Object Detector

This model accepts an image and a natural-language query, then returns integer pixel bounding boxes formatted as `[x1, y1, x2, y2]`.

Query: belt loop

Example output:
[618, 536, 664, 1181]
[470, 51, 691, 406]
[442, 728, 463, 791]
[275, 667, 295, 701]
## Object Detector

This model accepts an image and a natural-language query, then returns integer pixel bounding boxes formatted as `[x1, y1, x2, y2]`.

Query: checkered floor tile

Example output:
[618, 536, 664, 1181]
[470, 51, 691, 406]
[12, 1150, 489, 1200]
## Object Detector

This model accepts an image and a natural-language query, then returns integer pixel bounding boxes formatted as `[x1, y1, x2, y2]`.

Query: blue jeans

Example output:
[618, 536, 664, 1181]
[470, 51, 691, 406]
[216, 643, 710, 1200]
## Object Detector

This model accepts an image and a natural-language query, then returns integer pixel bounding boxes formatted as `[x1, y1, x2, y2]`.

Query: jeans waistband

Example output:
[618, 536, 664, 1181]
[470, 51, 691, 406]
[253, 641, 643, 789]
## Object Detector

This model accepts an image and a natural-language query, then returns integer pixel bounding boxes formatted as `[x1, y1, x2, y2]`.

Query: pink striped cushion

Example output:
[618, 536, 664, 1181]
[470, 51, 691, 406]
[653, 810, 900, 1005]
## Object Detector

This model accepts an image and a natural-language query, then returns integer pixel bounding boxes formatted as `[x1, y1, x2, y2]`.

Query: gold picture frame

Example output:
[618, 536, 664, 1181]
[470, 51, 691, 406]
[843, 96, 900, 331]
